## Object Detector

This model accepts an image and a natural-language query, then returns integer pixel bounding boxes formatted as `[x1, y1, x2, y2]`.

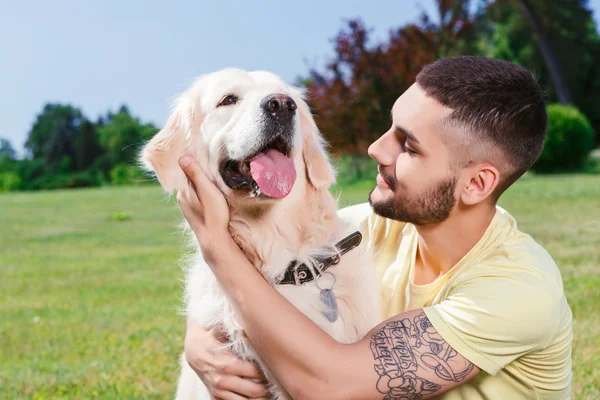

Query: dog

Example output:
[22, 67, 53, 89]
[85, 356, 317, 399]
[140, 68, 381, 400]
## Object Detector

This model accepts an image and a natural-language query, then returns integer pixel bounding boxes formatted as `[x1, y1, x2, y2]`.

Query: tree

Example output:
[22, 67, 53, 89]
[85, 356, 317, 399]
[73, 120, 104, 171]
[16, 102, 159, 190]
[45, 118, 75, 171]
[304, 0, 482, 154]
[517, 0, 573, 104]
[0, 138, 21, 191]
[96, 105, 158, 165]
[0, 138, 16, 160]
[24, 104, 87, 170]
[481, 0, 600, 140]
[25, 104, 82, 160]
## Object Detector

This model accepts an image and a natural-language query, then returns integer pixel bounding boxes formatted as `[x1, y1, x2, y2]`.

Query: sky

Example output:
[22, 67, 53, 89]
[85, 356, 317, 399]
[2, 0, 600, 156]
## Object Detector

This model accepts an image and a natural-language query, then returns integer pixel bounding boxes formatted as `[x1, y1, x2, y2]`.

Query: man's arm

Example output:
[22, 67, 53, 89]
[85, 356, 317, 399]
[197, 234, 479, 400]
[357, 309, 479, 399]
[175, 158, 479, 399]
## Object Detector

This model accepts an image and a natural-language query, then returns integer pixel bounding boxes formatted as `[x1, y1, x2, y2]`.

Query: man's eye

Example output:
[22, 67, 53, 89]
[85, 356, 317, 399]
[401, 142, 417, 155]
[218, 95, 238, 107]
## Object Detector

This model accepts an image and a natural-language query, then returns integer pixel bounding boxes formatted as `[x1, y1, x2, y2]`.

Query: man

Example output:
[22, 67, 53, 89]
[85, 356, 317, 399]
[176, 56, 573, 399]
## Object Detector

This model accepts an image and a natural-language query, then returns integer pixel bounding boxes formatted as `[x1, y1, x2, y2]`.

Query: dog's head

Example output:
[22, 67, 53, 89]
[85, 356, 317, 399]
[140, 69, 335, 208]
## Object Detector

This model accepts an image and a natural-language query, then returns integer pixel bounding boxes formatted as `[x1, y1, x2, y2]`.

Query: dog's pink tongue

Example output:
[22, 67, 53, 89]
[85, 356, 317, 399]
[250, 149, 296, 198]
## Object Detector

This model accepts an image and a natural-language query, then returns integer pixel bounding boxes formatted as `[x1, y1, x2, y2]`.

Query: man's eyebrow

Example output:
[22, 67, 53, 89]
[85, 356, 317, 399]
[394, 125, 421, 145]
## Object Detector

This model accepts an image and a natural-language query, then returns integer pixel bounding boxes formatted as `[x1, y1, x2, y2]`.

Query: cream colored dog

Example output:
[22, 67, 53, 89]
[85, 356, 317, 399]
[140, 69, 380, 400]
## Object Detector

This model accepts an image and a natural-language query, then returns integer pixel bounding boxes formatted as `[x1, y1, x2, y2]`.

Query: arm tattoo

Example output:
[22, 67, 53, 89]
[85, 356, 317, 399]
[370, 311, 475, 400]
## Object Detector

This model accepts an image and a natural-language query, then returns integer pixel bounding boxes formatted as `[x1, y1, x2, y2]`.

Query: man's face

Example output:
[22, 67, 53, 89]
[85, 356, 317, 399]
[368, 83, 459, 225]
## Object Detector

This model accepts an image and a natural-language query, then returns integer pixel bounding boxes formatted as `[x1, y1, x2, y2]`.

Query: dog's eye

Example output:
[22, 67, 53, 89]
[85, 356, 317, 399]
[218, 95, 238, 107]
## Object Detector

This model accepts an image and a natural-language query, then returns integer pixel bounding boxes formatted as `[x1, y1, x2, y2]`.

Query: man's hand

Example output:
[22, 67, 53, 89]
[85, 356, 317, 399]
[184, 319, 269, 399]
[177, 155, 232, 261]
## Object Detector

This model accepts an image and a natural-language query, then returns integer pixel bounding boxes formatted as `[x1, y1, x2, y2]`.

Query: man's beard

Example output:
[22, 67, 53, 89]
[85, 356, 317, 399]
[369, 174, 458, 225]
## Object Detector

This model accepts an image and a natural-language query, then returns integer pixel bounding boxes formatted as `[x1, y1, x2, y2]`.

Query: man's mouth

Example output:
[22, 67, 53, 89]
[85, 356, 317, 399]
[376, 173, 390, 187]
[219, 136, 297, 199]
[377, 166, 395, 189]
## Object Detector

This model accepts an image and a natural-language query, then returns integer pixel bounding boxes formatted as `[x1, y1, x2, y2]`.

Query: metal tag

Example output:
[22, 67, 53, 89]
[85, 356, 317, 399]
[320, 289, 338, 322]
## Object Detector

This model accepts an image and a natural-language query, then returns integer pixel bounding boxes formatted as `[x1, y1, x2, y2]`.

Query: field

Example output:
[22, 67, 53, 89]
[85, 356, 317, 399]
[1, 174, 599, 399]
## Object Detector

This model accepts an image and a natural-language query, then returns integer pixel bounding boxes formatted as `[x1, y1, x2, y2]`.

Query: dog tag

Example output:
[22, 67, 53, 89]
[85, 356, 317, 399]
[320, 289, 338, 322]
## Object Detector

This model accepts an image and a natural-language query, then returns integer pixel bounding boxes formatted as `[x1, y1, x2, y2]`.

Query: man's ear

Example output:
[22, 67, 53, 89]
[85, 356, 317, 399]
[460, 163, 500, 205]
[299, 105, 336, 190]
[139, 102, 195, 193]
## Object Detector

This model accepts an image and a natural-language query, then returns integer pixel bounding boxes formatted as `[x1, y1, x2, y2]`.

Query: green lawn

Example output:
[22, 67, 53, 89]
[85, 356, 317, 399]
[1, 174, 599, 399]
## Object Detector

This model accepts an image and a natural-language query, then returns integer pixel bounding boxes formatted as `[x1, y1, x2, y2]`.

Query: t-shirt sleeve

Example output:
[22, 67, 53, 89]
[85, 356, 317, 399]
[423, 266, 563, 375]
[337, 202, 374, 236]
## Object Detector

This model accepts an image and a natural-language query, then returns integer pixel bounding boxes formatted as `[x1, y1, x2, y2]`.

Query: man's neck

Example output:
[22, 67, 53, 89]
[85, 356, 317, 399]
[414, 203, 497, 281]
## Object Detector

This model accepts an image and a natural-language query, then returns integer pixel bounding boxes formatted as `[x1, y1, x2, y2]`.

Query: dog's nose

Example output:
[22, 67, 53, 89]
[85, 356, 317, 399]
[261, 94, 297, 118]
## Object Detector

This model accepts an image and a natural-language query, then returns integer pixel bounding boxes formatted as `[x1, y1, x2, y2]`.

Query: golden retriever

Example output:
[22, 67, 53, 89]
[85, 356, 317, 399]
[140, 69, 380, 400]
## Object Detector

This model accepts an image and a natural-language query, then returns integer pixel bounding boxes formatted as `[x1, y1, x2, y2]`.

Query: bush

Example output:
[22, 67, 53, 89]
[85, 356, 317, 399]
[110, 211, 132, 222]
[17, 159, 47, 184]
[532, 104, 596, 173]
[109, 163, 148, 186]
[25, 171, 99, 190]
[63, 171, 99, 188]
[0, 172, 22, 192]
[583, 149, 600, 174]
[334, 154, 378, 185]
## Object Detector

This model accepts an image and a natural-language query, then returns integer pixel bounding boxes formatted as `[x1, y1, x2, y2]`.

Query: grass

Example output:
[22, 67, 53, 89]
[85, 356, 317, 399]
[1, 174, 599, 399]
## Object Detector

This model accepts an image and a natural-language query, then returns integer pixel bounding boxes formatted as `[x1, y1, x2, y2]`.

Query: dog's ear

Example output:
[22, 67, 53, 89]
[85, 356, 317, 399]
[299, 106, 336, 190]
[140, 100, 196, 193]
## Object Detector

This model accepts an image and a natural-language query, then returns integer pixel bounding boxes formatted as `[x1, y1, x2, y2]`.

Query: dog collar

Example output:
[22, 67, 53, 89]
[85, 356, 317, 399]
[276, 231, 362, 286]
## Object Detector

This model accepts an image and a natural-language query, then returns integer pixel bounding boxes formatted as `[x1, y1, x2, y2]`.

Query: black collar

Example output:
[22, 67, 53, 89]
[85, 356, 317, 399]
[276, 231, 362, 286]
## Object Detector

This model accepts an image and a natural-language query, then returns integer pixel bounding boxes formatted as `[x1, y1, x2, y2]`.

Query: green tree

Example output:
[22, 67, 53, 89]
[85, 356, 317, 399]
[0, 138, 21, 191]
[73, 119, 104, 171]
[24, 103, 105, 174]
[24, 104, 88, 171]
[0, 138, 16, 160]
[517, 0, 573, 104]
[97, 105, 158, 165]
[46, 118, 75, 172]
[480, 0, 600, 140]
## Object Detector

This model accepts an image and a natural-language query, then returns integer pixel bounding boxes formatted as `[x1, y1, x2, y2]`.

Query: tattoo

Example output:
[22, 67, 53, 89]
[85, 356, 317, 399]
[370, 312, 475, 400]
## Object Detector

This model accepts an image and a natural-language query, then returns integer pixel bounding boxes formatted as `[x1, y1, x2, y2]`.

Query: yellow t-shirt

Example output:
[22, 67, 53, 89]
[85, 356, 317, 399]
[339, 203, 573, 400]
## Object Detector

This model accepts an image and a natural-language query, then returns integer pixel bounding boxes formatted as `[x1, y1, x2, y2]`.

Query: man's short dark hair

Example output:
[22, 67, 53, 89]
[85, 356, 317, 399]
[416, 56, 548, 198]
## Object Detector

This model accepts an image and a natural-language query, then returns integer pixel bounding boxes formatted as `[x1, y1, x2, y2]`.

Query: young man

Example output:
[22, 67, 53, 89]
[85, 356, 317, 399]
[176, 56, 573, 399]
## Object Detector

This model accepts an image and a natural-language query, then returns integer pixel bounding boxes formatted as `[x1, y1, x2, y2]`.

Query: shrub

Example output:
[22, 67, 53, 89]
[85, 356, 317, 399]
[62, 171, 99, 188]
[109, 164, 148, 186]
[583, 149, 600, 174]
[25, 171, 99, 190]
[0, 172, 22, 192]
[532, 104, 595, 173]
[17, 159, 47, 185]
[110, 211, 132, 222]
[334, 154, 378, 185]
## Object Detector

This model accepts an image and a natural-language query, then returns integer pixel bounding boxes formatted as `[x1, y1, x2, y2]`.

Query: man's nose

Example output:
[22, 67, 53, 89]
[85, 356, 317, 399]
[368, 131, 397, 166]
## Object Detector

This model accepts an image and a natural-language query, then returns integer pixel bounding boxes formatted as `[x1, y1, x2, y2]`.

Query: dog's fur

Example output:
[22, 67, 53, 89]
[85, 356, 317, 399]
[140, 69, 380, 400]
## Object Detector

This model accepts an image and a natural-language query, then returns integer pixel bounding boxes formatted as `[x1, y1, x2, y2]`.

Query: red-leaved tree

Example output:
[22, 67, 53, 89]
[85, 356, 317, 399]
[305, 0, 481, 155]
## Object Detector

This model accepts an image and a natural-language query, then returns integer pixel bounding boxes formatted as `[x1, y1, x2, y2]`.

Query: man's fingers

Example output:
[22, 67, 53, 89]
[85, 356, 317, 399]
[212, 389, 246, 400]
[214, 376, 269, 399]
[178, 155, 226, 209]
[176, 181, 201, 223]
[227, 358, 266, 380]
[178, 155, 200, 179]
[178, 155, 210, 191]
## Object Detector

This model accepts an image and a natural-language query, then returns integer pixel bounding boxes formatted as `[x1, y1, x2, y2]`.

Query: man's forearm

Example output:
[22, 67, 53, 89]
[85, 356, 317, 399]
[205, 235, 479, 400]
[208, 234, 345, 399]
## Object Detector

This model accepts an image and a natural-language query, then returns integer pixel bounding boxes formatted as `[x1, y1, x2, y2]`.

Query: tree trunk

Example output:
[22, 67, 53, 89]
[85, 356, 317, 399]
[518, 0, 573, 104]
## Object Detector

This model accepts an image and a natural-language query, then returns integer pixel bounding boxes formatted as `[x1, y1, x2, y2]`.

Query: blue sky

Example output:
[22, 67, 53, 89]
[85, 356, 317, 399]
[2, 0, 600, 156]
